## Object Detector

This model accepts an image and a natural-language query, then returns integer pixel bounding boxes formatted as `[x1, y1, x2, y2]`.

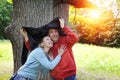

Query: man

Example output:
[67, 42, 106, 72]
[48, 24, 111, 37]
[46, 17, 79, 80]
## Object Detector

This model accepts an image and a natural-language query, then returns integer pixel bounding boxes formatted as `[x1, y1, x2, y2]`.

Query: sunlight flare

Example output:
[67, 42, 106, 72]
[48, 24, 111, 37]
[90, 10, 100, 19]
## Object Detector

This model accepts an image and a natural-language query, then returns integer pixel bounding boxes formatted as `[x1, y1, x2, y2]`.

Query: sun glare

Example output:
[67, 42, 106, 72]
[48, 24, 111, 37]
[69, 0, 117, 24]
[90, 10, 100, 19]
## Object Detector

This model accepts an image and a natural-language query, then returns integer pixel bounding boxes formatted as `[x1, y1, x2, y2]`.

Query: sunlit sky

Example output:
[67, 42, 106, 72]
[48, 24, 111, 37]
[88, 0, 119, 18]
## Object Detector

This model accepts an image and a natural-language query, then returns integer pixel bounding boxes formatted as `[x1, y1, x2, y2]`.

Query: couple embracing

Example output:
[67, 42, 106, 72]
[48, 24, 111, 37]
[10, 17, 79, 80]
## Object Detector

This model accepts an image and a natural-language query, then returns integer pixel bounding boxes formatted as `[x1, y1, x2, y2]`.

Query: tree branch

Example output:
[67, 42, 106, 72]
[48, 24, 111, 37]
[54, 0, 97, 8]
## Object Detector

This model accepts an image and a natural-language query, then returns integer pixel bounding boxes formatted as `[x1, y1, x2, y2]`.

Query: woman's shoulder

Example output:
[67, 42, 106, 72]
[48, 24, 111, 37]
[31, 47, 45, 57]
[29, 47, 43, 55]
[33, 47, 43, 52]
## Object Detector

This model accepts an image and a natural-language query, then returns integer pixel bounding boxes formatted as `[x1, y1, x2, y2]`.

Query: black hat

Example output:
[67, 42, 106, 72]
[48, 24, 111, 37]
[46, 17, 61, 29]
[46, 17, 67, 36]
[22, 25, 47, 39]
[21, 25, 48, 49]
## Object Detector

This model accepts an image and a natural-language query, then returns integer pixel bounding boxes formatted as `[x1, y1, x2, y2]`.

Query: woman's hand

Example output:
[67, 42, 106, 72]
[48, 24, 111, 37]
[58, 44, 66, 56]
[20, 28, 29, 41]
[59, 18, 65, 28]
[20, 28, 27, 36]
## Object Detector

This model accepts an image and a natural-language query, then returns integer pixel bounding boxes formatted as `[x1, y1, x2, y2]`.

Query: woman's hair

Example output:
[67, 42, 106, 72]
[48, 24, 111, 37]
[46, 17, 67, 36]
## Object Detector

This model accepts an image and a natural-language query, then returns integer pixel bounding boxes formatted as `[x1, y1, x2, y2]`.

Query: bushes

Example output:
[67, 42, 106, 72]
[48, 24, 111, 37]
[0, 0, 12, 39]
[69, 6, 120, 47]
[102, 18, 120, 47]
[74, 18, 120, 47]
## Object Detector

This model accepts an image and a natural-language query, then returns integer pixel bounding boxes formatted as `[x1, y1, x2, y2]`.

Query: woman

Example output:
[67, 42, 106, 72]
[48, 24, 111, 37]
[10, 26, 66, 80]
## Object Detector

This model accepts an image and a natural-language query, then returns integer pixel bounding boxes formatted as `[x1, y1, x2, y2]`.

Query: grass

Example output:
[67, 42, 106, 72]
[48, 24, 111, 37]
[0, 40, 120, 80]
[0, 40, 13, 61]
[0, 40, 13, 80]
[73, 43, 120, 80]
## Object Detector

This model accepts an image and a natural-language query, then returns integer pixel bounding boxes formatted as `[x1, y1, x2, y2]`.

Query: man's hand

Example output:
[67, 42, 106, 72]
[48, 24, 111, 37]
[59, 18, 65, 28]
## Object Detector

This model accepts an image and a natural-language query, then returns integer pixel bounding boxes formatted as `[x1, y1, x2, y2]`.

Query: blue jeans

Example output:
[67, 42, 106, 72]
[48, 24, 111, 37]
[52, 74, 76, 80]
[10, 73, 32, 80]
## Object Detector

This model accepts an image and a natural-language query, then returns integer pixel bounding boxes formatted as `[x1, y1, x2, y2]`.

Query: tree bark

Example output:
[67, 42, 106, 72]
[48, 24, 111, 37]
[4, 0, 69, 80]
[54, 0, 96, 8]
[53, 3, 69, 25]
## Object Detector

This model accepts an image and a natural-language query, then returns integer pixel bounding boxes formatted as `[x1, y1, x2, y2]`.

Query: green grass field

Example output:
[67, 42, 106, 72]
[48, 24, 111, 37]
[0, 40, 120, 80]
[0, 40, 13, 80]
[73, 44, 120, 80]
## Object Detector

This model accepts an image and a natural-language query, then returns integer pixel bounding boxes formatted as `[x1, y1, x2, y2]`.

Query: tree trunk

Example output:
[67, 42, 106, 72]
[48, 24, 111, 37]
[53, 3, 69, 24]
[4, 0, 69, 80]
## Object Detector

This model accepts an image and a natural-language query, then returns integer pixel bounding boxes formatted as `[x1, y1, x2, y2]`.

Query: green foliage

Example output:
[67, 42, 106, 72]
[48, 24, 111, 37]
[7, 0, 13, 4]
[102, 18, 120, 47]
[0, 0, 13, 39]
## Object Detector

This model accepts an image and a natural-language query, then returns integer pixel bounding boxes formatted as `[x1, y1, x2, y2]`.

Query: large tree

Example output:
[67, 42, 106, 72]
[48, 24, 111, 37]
[4, 0, 94, 79]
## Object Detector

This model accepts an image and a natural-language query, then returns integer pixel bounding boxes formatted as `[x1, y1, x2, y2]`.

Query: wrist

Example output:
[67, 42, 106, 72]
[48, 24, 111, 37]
[58, 54, 62, 57]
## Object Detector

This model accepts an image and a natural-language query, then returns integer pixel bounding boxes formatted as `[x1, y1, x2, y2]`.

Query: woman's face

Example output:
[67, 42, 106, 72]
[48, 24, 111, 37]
[42, 36, 53, 48]
[48, 28, 59, 43]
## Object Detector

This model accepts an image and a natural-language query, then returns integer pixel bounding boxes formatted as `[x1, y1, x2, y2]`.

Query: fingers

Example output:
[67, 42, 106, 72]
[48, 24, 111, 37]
[20, 28, 28, 38]
[59, 18, 64, 28]
[20, 28, 26, 33]
[60, 44, 66, 51]
[20, 28, 24, 33]
[58, 44, 67, 56]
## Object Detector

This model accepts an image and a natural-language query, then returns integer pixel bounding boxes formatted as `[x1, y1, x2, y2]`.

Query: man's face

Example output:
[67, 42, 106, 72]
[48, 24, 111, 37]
[48, 28, 59, 43]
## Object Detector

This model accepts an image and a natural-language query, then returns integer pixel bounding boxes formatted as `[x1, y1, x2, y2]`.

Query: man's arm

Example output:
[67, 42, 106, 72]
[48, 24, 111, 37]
[59, 18, 79, 47]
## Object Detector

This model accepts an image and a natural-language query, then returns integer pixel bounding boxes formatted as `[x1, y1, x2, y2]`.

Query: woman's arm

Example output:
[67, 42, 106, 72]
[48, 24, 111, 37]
[20, 28, 31, 51]
[34, 45, 66, 70]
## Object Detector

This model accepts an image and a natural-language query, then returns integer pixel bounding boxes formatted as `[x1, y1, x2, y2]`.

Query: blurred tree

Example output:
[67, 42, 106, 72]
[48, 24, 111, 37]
[0, 0, 12, 39]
